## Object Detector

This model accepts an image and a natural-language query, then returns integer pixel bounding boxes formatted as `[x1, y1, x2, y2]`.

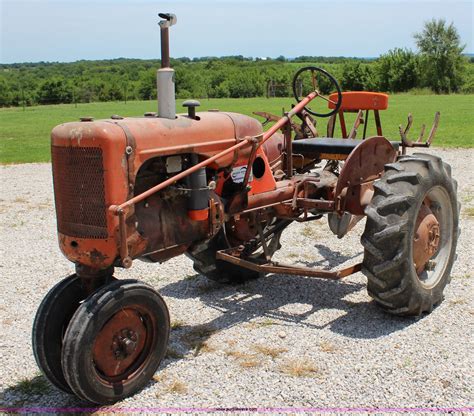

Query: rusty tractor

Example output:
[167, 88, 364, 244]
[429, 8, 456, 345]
[32, 13, 459, 404]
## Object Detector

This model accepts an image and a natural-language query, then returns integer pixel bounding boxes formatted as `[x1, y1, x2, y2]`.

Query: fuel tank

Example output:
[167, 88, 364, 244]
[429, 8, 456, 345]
[50, 111, 264, 269]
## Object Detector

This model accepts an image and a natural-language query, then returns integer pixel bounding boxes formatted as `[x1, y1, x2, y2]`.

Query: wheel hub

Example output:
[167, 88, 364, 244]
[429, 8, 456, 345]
[93, 308, 147, 379]
[112, 329, 139, 359]
[413, 201, 440, 275]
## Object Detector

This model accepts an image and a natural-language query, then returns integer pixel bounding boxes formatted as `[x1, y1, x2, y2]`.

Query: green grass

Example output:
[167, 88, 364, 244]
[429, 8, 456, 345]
[1, 94, 473, 163]
[11, 374, 51, 395]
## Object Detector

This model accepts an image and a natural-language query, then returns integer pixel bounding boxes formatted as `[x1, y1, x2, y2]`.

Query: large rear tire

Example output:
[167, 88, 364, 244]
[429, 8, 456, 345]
[361, 153, 459, 316]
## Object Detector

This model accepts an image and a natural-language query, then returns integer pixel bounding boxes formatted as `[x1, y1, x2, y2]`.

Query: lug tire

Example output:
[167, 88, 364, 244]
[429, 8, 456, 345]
[188, 229, 264, 284]
[361, 153, 459, 316]
[32, 274, 89, 393]
[61, 279, 170, 404]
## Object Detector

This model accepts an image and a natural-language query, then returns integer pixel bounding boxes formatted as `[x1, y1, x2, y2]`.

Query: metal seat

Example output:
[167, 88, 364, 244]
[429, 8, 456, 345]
[327, 91, 389, 139]
[328, 91, 389, 111]
[292, 137, 399, 159]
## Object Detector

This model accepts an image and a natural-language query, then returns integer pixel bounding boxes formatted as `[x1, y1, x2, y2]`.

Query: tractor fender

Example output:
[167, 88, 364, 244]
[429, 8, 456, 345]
[334, 136, 397, 216]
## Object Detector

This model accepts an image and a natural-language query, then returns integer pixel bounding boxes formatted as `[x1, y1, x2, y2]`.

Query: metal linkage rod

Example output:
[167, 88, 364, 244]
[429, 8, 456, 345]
[259, 92, 317, 146]
[111, 138, 251, 214]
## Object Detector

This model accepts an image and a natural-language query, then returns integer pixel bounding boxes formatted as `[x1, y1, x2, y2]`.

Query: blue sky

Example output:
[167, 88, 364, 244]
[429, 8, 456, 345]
[1, 0, 472, 63]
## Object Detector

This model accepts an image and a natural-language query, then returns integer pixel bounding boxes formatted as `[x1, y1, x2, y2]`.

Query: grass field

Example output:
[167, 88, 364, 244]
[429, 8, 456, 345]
[1, 95, 473, 163]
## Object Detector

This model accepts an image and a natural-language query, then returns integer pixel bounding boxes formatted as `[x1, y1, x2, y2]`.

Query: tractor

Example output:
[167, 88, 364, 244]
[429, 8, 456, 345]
[32, 13, 459, 404]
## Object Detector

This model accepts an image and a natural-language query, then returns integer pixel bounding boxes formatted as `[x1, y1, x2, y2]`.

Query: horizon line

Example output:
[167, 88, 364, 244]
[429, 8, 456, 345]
[2, 53, 474, 66]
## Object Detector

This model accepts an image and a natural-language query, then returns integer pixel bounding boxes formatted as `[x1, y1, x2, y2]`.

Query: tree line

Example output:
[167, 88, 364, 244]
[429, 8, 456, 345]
[0, 19, 472, 107]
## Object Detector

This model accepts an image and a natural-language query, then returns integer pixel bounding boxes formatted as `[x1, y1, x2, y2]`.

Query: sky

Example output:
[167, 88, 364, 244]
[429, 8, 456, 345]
[0, 0, 472, 63]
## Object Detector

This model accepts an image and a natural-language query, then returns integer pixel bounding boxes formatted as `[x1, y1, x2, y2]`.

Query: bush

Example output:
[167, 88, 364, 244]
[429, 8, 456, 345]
[376, 48, 419, 92]
[37, 78, 72, 104]
[461, 77, 474, 94]
[341, 61, 371, 91]
[0, 78, 13, 106]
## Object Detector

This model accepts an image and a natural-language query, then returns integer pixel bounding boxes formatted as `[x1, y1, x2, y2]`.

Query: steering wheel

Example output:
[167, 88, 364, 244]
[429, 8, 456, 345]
[292, 66, 342, 118]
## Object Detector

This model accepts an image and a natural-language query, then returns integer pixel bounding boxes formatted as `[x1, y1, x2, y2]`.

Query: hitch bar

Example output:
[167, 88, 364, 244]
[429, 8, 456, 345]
[217, 248, 362, 280]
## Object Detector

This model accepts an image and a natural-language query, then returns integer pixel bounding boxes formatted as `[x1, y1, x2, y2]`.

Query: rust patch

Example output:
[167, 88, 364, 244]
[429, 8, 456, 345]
[413, 201, 440, 274]
[335, 136, 397, 215]
[89, 248, 109, 265]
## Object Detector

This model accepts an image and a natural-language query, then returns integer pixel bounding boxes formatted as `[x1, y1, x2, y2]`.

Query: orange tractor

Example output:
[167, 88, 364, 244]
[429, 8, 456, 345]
[33, 13, 459, 404]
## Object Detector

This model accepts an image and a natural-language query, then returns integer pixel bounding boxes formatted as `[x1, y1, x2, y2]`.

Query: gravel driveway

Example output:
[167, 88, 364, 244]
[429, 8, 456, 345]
[0, 148, 473, 412]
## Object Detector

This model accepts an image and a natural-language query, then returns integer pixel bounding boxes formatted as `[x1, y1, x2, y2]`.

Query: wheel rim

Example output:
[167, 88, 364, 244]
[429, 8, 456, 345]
[413, 186, 453, 289]
[92, 305, 158, 384]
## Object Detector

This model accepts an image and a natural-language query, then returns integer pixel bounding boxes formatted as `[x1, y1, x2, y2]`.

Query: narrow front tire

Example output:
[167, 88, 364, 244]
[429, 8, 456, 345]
[61, 279, 170, 404]
[32, 274, 88, 393]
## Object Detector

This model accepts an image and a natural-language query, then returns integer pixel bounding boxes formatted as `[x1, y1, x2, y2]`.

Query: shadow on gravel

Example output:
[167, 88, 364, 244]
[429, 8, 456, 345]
[160, 258, 417, 362]
[0, 374, 89, 411]
[1, 244, 415, 410]
[300, 243, 359, 269]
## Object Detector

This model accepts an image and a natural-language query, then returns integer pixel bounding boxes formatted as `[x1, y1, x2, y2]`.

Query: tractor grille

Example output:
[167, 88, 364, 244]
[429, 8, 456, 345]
[51, 146, 108, 239]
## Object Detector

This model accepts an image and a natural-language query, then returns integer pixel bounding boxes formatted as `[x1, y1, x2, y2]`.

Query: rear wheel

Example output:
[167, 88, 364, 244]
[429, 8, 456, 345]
[188, 228, 264, 284]
[361, 153, 459, 316]
[188, 220, 287, 284]
[61, 279, 170, 404]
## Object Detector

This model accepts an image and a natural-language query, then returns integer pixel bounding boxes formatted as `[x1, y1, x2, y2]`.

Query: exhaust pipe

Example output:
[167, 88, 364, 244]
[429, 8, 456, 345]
[157, 13, 177, 119]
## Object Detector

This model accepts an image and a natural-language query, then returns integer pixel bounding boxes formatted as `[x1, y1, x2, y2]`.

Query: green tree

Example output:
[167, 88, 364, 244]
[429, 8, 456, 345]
[107, 82, 123, 101]
[414, 19, 466, 93]
[37, 78, 72, 104]
[213, 82, 230, 98]
[341, 61, 370, 90]
[376, 48, 419, 92]
[227, 69, 264, 98]
[138, 70, 157, 100]
[175, 66, 208, 99]
[78, 81, 97, 103]
[0, 79, 13, 106]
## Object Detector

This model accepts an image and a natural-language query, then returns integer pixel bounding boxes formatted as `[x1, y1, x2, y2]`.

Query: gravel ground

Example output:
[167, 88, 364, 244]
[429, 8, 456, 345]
[0, 148, 473, 412]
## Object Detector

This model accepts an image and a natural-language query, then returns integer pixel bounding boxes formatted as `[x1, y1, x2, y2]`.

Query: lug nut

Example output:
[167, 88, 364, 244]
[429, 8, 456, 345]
[426, 260, 437, 271]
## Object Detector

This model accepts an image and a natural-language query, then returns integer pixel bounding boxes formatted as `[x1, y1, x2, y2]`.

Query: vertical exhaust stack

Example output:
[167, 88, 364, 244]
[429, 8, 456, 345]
[157, 13, 177, 119]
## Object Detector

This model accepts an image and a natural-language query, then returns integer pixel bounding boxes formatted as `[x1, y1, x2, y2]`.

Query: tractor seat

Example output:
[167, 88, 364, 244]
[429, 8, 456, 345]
[328, 91, 389, 111]
[292, 137, 399, 157]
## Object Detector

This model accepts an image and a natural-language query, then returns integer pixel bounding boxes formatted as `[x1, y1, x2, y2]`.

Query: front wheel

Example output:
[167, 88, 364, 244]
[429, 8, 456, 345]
[61, 279, 170, 404]
[361, 153, 459, 316]
[32, 274, 89, 393]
